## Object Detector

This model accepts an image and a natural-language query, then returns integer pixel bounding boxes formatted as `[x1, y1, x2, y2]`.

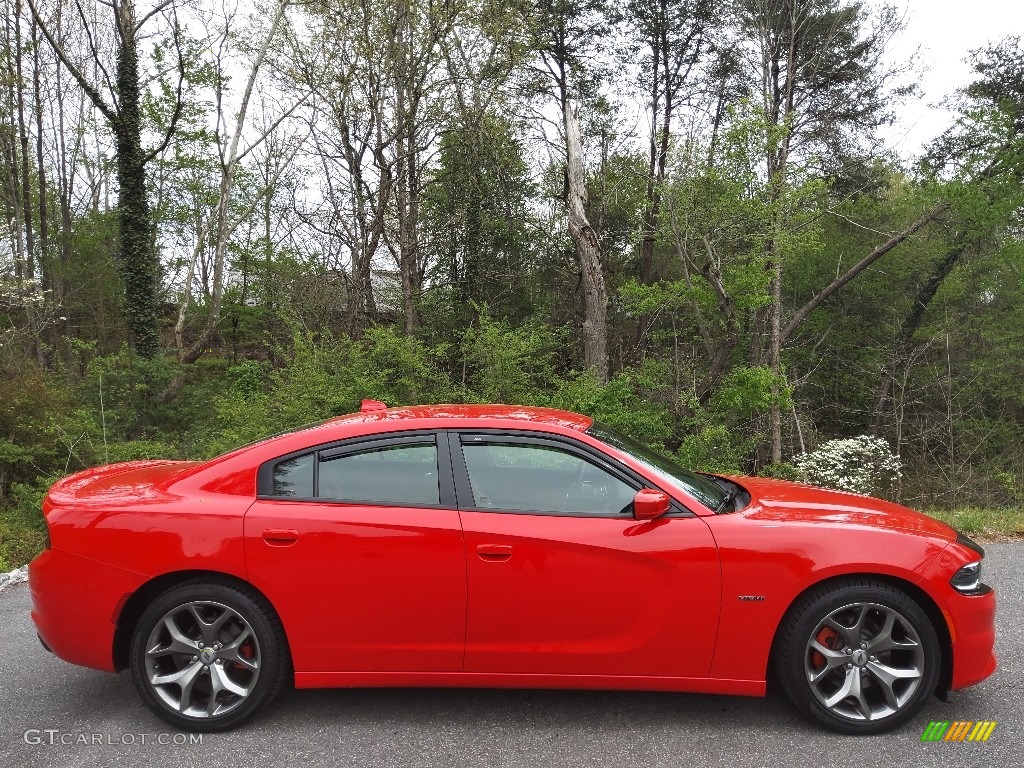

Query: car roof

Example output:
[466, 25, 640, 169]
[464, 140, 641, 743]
[322, 403, 594, 432]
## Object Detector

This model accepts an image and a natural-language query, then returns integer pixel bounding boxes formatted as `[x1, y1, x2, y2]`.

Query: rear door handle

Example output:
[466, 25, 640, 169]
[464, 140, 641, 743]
[263, 528, 300, 546]
[476, 544, 512, 561]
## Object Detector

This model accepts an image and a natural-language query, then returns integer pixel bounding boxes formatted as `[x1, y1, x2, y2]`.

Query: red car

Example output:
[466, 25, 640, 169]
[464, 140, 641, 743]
[29, 402, 995, 734]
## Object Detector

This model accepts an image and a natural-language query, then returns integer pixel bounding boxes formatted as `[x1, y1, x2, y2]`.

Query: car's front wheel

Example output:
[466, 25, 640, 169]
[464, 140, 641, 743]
[774, 578, 941, 734]
[130, 579, 288, 731]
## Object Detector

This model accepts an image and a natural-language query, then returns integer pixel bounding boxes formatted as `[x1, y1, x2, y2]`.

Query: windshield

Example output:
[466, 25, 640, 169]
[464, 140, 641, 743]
[586, 421, 728, 511]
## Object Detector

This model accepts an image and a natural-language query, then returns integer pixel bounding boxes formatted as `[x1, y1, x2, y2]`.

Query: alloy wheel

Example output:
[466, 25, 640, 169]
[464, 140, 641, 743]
[804, 601, 925, 722]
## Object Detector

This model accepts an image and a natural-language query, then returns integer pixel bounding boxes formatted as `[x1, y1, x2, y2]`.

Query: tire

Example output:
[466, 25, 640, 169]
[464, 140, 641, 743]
[129, 578, 288, 732]
[774, 578, 941, 735]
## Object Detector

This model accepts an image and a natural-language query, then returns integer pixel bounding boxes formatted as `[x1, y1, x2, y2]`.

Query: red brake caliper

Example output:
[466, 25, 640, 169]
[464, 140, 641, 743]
[234, 641, 255, 672]
[811, 626, 838, 669]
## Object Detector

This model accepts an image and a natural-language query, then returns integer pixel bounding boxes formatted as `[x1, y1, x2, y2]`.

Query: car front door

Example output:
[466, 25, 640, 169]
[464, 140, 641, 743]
[453, 432, 721, 679]
[245, 432, 466, 676]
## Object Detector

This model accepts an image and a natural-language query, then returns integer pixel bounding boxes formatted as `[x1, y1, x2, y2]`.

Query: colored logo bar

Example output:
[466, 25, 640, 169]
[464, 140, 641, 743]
[921, 721, 997, 742]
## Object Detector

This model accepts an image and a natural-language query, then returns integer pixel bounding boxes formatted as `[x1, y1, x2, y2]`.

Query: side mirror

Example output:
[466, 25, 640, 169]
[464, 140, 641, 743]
[633, 488, 670, 520]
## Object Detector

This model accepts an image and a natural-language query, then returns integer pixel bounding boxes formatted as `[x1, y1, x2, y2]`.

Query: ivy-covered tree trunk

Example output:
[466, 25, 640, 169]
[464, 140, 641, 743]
[114, 1, 159, 357]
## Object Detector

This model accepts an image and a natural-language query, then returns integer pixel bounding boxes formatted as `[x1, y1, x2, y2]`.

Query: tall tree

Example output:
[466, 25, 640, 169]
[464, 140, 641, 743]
[622, 0, 718, 286]
[174, 0, 303, 363]
[735, 0, 897, 462]
[27, 0, 186, 357]
[531, 0, 610, 381]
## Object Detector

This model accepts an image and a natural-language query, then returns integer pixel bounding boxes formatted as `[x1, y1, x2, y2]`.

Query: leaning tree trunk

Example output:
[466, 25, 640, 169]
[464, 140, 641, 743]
[563, 100, 609, 383]
[874, 243, 967, 428]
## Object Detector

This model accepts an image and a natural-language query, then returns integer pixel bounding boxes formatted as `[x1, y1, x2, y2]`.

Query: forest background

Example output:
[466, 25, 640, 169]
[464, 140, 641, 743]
[2, 0, 1024, 568]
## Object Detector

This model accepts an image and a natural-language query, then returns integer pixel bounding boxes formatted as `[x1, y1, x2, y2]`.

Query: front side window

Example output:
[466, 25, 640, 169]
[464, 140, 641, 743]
[586, 421, 727, 510]
[318, 443, 440, 506]
[461, 441, 635, 515]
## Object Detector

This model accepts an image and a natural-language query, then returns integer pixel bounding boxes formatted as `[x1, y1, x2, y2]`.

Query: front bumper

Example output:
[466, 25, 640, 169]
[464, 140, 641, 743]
[946, 584, 997, 690]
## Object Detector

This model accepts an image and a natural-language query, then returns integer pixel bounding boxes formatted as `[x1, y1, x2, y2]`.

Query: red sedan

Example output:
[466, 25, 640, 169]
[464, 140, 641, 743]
[29, 402, 995, 734]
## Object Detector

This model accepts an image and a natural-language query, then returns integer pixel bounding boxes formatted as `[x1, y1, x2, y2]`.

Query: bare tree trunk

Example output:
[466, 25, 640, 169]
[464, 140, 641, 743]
[178, 0, 290, 363]
[564, 100, 608, 383]
[764, 0, 799, 465]
[15, 0, 35, 282]
[393, 4, 420, 335]
[769, 257, 783, 463]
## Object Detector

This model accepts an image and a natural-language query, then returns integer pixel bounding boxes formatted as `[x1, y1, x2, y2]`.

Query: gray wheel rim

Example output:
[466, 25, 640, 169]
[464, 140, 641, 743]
[804, 601, 925, 722]
[143, 600, 261, 719]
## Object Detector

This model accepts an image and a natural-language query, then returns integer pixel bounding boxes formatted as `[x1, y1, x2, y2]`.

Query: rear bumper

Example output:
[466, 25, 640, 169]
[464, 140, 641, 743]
[29, 548, 145, 672]
[946, 584, 997, 690]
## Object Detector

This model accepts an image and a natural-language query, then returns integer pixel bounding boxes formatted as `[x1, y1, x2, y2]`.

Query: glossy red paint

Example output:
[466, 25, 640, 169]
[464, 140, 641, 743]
[632, 488, 670, 520]
[28, 403, 996, 723]
[244, 499, 466, 673]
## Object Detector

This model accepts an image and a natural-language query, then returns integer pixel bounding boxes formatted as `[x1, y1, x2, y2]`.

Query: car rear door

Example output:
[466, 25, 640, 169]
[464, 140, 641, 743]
[244, 432, 466, 675]
[452, 432, 721, 678]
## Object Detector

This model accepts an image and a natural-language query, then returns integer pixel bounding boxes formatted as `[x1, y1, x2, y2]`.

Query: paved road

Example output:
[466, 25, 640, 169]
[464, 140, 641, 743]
[1, 545, 1021, 768]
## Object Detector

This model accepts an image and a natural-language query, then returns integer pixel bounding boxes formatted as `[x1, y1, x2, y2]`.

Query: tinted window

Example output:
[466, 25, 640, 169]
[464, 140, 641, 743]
[462, 442, 635, 514]
[272, 454, 314, 497]
[586, 421, 727, 510]
[318, 444, 440, 506]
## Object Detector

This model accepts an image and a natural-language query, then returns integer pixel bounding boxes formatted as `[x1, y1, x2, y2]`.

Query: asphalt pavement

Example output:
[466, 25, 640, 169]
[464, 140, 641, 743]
[1, 544, 1021, 768]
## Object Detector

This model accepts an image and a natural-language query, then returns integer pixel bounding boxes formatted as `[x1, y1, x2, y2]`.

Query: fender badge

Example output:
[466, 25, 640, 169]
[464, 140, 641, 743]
[738, 595, 765, 601]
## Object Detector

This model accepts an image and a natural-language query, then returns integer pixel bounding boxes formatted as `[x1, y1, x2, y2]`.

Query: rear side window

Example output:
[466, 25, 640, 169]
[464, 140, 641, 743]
[272, 454, 314, 497]
[267, 440, 440, 506]
[319, 444, 439, 505]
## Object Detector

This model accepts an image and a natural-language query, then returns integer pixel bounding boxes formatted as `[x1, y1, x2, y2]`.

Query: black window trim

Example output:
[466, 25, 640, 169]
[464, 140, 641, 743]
[450, 429, 695, 518]
[256, 430, 458, 509]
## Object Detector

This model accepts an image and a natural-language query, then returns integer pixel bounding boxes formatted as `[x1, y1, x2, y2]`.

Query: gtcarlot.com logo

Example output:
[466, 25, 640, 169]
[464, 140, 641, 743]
[24, 730, 202, 746]
[921, 721, 997, 742]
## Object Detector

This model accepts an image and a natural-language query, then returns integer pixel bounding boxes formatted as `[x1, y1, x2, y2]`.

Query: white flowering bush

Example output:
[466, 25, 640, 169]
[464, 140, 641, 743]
[794, 435, 902, 497]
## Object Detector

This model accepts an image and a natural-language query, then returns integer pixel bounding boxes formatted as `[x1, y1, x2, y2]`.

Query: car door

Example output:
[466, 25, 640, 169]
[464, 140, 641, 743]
[244, 432, 466, 675]
[453, 432, 721, 679]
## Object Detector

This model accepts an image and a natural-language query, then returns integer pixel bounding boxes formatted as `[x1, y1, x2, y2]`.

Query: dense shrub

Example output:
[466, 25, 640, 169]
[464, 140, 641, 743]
[794, 435, 902, 497]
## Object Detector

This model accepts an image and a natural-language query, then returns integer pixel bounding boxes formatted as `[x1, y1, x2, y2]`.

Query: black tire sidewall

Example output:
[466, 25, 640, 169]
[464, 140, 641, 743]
[129, 579, 287, 732]
[777, 580, 941, 735]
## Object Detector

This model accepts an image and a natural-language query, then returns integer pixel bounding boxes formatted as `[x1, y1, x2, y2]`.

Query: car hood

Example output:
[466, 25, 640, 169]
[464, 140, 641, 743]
[47, 460, 202, 505]
[729, 476, 957, 542]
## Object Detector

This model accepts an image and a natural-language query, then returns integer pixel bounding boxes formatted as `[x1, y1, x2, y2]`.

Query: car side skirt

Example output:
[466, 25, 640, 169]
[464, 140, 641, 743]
[293, 672, 766, 697]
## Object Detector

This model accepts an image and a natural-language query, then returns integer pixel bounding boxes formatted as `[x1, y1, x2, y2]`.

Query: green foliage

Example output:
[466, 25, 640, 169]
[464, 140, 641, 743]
[1, 481, 48, 570]
[552, 361, 675, 447]
[759, 462, 802, 481]
[461, 312, 563, 404]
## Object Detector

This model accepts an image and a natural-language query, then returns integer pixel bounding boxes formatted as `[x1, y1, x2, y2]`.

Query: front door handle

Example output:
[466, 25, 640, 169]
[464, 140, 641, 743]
[476, 544, 512, 561]
[263, 528, 300, 546]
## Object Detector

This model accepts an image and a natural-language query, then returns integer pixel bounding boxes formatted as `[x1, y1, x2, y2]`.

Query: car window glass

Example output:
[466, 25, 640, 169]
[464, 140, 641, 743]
[318, 443, 440, 506]
[462, 443, 635, 514]
[272, 453, 314, 497]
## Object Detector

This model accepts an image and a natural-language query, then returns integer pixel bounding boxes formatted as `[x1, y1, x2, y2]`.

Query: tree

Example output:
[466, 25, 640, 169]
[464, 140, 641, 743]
[735, 0, 900, 462]
[531, 0, 610, 381]
[174, 0, 304, 363]
[27, 0, 188, 357]
[874, 37, 1024, 426]
[622, 0, 719, 286]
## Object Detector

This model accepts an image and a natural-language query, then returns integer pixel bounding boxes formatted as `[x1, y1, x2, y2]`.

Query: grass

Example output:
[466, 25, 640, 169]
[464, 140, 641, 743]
[925, 507, 1024, 542]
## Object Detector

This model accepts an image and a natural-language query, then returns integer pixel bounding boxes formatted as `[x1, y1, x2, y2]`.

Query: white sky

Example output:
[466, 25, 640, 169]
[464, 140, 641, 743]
[879, 0, 1024, 158]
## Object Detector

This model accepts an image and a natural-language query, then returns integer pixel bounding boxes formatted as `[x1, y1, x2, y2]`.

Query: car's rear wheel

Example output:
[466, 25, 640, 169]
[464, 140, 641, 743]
[774, 578, 941, 734]
[130, 579, 288, 732]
